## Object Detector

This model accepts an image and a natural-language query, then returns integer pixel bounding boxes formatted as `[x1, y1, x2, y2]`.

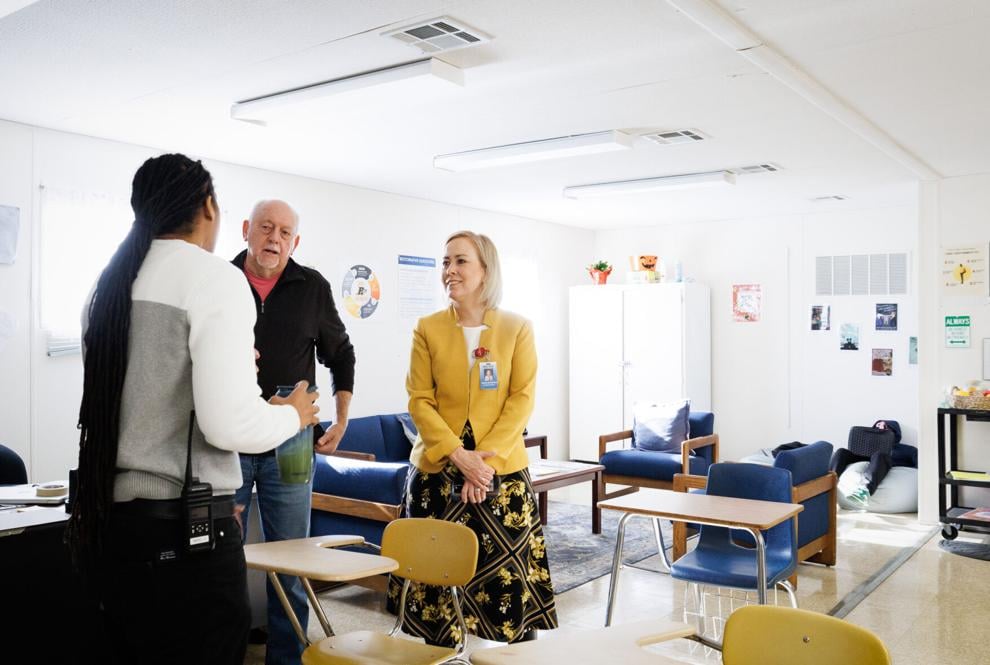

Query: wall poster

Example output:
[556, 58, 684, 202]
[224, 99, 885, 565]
[341, 264, 381, 319]
[732, 284, 761, 322]
[871, 349, 893, 376]
[840, 323, 859, 351]
[941, 245, 988, 296]
[945, 315, 971, 348]
[875, 303, 897, 331]
[811, 305, 831, 331]
[397, 254, 439, 320]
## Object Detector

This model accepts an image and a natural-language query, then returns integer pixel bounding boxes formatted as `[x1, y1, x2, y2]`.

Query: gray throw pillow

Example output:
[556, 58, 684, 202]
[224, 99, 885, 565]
[396, 413, 419, 444]
[632, 400, 691, 452]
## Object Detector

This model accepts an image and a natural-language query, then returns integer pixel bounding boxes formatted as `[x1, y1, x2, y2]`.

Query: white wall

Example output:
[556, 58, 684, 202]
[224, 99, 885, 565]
[593, 205, 919, 464]
[0, 120, 593, 481]
[918, 174, 990, 520]
[0, 122, 33, 475]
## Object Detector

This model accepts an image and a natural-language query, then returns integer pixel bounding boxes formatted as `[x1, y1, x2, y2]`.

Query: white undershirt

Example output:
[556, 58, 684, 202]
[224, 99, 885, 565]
[462, 325, 488, 372]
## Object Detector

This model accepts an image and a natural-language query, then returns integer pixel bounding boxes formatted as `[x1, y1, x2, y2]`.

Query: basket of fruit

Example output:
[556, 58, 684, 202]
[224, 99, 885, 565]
[951, 387, 990, 410]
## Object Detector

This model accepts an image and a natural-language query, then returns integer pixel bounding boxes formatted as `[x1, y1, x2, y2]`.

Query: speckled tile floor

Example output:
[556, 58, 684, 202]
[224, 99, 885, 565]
[245, 493, 987, 664]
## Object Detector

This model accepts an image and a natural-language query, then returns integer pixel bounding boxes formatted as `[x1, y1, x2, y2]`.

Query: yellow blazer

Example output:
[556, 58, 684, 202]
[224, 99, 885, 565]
[408, 306, 536, 475]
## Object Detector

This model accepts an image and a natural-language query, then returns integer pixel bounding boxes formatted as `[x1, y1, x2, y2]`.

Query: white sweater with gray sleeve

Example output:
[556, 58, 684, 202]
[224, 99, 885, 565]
[84, 239, 300, 501]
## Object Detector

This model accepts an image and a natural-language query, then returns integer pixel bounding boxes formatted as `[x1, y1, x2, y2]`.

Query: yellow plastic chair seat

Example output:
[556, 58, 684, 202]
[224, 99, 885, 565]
[302, 630, 457, 665]
[302, 519, 478, 665]
[722, 606, 891, 665]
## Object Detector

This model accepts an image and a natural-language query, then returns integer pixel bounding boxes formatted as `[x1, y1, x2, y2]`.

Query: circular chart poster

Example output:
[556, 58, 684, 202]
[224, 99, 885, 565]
[341, 264, 381, 319]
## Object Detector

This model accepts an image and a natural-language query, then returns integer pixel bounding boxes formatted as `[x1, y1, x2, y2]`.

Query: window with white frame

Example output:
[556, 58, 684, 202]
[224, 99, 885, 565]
[39, 187, 132, 351]
[500, 256, 542, 328]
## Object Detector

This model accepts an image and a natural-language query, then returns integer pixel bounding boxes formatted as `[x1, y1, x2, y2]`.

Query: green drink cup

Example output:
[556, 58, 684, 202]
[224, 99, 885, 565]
[274, 384, 316, 484]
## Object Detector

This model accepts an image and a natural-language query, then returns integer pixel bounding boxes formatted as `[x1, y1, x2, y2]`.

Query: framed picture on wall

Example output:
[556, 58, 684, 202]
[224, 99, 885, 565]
[732, 284, 761, 322]
[811, 305, 831, 331]
[875, 303, 897, 330]
[872, 348, 893, 376]
[840, 323, 859, 350]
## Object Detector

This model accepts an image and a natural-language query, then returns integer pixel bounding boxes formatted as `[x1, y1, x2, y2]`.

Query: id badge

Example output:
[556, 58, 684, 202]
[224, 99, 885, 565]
[479, 361, 498, 390]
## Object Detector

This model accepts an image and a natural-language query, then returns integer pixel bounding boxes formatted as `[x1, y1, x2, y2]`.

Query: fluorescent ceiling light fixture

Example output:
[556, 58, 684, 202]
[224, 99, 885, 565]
[231, 58, 462, 122]
[564, 170, 736, 199]
[434, 130, 634, 171]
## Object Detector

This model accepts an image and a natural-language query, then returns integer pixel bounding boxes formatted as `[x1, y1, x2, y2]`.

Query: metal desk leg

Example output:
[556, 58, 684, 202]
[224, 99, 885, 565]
[268, 571, 310, 647]
[651, 518, 672, 572]
[605, 512, 632, 626]
[748, 528, 767, 605]
[301, 577, 335, 637]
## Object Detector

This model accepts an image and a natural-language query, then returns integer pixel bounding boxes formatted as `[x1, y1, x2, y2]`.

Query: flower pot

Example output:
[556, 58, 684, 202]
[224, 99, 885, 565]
[588, 268, 612, 285]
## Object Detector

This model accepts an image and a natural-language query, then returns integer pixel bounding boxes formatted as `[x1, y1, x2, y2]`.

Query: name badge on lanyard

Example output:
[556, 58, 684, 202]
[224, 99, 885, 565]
[479, 361, 498, 390]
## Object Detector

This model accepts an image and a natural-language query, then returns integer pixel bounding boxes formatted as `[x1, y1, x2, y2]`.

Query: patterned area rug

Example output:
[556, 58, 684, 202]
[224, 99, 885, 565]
[543, 500, 668, 594]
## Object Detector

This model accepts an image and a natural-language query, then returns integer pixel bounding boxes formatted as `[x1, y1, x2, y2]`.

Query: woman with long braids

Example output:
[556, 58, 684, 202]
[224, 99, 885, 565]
[66, 153, 320, 664]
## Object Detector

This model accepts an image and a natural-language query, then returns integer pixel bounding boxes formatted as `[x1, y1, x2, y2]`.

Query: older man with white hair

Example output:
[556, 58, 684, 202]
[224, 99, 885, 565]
[232, 199, 355, 665]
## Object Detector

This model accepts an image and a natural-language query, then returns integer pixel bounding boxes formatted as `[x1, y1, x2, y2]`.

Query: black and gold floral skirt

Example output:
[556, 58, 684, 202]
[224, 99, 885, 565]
[386, 436, 558, 646]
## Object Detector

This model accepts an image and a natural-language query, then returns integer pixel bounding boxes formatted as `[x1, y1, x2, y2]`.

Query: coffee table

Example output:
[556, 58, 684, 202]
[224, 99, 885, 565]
[529, 460, 605, 534]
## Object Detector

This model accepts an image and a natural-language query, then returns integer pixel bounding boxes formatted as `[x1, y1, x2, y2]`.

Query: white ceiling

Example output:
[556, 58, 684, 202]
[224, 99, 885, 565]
[1, 0, 987, 229]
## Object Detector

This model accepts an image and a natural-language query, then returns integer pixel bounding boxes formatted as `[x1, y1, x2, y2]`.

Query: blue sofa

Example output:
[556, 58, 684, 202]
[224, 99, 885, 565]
[310, 413, 413, 545]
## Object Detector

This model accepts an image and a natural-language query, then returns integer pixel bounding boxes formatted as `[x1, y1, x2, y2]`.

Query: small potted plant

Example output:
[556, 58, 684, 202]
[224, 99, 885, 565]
[587, 260, 612, 285]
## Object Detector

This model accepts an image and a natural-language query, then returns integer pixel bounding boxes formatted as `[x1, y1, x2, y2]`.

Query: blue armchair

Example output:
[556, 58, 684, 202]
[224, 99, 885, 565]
[595, 411, 718, 530]
[310, 413, 413, 546]
[672, 440, 837, 587]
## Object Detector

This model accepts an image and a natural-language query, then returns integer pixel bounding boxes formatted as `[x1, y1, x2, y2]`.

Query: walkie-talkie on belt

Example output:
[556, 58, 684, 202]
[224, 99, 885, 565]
[181, 410, 214, 553]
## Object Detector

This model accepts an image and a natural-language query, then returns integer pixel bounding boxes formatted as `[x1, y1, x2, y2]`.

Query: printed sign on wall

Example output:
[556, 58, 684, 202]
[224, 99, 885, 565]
[941, 245, 988, 296]
[945, 315, 971, 348]
[341, 264, 381, 319]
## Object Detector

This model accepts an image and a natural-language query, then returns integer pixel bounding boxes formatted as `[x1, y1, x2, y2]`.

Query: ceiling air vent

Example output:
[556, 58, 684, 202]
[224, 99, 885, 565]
[811, 195, 849, 202]
[384, 17, 491, 54]
[733, 163, 783, 175]
[642, 129, 707, 145]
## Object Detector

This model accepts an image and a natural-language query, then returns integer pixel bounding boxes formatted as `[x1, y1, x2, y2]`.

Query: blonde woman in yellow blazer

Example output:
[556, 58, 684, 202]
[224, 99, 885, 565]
[387, 231, 558, 647]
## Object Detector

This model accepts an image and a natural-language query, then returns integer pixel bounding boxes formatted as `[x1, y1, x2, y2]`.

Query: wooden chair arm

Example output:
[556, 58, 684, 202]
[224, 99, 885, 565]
[524, 435, 548, 460]
[329, 450, 376, 462]
[673, 473, 709, 492]
[680, 433, 719, 473]
[792, 471, 837, 503]
[599, 430, 634, 458]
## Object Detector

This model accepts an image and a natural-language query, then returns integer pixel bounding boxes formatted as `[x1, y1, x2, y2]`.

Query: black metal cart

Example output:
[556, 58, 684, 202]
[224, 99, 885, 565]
[937, 407, 990, 539]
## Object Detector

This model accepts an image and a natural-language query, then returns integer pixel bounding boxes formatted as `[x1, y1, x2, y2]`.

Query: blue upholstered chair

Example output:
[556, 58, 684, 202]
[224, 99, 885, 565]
[670, 463, 799, 607]
[595, 411, 718, 531]
[672, 440, 837, 587]
[0, 443, 28, 485]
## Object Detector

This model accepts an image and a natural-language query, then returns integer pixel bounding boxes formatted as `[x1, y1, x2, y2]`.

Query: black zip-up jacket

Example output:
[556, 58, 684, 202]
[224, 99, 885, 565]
[232, 251, 355, 403]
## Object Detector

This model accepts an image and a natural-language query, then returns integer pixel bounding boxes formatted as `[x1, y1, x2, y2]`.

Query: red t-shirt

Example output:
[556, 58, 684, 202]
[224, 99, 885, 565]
[244, 268, 280, 302]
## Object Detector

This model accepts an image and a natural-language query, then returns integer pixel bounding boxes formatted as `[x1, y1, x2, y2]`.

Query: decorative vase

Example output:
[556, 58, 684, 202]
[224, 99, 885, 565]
[588, 268, 612, 285]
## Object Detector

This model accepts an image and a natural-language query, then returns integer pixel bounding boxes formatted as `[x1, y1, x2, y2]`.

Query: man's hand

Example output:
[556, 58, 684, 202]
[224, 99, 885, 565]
[269, 380, 320, 429]
[253, 348, 260, 374]
[315, 420, 347, 455]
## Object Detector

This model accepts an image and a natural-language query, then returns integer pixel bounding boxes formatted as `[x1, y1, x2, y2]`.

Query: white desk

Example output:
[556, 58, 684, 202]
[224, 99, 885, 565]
[244, 535, 398, 646]
[470, 619, 695, 665]
[0, 504, 68, 536]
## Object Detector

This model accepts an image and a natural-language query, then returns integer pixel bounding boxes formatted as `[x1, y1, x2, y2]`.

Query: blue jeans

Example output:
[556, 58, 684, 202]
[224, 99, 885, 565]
[236, 452, 314, 665]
